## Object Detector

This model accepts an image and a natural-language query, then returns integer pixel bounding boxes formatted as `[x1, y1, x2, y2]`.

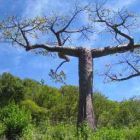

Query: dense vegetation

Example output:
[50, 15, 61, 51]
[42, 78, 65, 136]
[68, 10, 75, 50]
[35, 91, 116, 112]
[0, 72, 139, 139]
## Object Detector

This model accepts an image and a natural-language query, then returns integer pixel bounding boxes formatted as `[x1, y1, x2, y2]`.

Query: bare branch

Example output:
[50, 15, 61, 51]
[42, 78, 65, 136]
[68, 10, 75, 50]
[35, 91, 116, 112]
[90, 4, 135, 47]
[102, 53, 140, 82]
[125, 60, 140, 73]
[63, 26, 93, 34]
[57, 6, 88, 34]
[55, 60, 68, 73]
[48, 60, 68, 84]
[106, 72, 140, 81]
[18, 26, 30, 46]
[49, 69, 66, 84]
[26, 44, 79, 57]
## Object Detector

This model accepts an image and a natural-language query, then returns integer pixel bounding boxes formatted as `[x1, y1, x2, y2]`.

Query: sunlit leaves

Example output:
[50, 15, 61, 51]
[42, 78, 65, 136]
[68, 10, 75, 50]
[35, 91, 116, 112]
[0, 16, 48, 46]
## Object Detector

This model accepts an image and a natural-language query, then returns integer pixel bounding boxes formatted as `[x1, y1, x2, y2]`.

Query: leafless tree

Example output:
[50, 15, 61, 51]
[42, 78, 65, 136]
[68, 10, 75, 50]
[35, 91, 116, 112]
[0, 2, 140, 130]
[89, 2, 140, 82]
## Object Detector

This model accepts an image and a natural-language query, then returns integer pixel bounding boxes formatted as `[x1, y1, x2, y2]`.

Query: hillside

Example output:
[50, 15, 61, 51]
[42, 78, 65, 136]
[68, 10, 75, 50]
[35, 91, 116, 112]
[0, 72, 139, 139]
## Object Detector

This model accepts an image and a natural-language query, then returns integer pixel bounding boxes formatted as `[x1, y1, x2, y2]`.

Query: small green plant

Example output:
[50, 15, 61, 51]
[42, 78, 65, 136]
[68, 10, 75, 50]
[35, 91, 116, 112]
[0, 104, 31, 140]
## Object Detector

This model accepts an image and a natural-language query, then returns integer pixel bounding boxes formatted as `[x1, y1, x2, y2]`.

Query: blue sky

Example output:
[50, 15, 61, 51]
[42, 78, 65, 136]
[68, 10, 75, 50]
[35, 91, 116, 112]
[0, 0, 140, 101]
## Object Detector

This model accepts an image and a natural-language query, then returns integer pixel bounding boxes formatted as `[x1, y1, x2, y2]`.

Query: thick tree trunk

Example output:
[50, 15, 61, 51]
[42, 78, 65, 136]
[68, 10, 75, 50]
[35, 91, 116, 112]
[77, 48, 96, 130]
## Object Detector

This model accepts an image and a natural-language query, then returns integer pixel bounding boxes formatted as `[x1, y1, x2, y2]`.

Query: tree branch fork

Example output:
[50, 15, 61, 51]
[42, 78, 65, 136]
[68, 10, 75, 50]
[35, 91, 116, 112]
[25, 43, 140, 59]
[1, 4, 139, 82]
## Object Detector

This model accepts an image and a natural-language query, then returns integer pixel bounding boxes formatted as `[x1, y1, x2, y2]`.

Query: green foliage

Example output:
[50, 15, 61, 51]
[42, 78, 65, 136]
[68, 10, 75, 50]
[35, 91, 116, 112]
[21, 124, 37, 140]
[33, 85, 78, 123]
[50, 85, 78, 122]
[21, 122, 140, 140]
[34, 85, 61, 109]
[124, 125, 140, 140]
[93, 92, 119, 127]
[23, 78, 42, 101]
[0, 104, 31, 139]
[21, 99, 47, 123]
[114, 98, 140, 127]
[0, 73, 140, 139]
[0, 73, 24, 106]
[0, 122, 6, 137]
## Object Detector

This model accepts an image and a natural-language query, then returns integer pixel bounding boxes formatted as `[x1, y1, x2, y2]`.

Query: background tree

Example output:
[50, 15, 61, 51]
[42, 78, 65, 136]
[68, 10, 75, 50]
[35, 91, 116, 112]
[0, 2, 140, 130]
[0, 73, 24, 106]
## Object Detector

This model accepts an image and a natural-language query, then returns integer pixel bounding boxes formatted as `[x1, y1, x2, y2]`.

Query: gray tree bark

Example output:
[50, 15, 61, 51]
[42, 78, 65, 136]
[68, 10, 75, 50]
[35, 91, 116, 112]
[77, 48, 96, 130]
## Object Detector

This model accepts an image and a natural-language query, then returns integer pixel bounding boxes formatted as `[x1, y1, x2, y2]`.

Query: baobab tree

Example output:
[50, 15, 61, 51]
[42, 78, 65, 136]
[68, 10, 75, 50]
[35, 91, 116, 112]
[0, 3, 140, 130]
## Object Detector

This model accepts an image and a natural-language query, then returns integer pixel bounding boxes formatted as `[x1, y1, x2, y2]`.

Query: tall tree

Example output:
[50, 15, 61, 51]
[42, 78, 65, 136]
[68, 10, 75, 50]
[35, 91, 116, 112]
[0, 3, 140, 130]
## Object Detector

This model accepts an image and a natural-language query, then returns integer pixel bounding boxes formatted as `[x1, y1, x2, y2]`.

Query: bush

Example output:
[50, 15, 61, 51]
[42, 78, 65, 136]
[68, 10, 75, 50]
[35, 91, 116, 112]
[0, 122, 6, 138]
[21, 99, 47, 123]
[124, 125, 140, 140]
[0, 73, 24, 106]
[20, 123, 140, 140]
[0, 104, 31, 140]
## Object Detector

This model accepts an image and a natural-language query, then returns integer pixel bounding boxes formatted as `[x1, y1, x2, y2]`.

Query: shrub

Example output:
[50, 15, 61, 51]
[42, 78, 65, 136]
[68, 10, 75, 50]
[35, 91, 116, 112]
[21, 99, 47, 123]
[0, 104, 31, 140]
[124, 125, 140, 140]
